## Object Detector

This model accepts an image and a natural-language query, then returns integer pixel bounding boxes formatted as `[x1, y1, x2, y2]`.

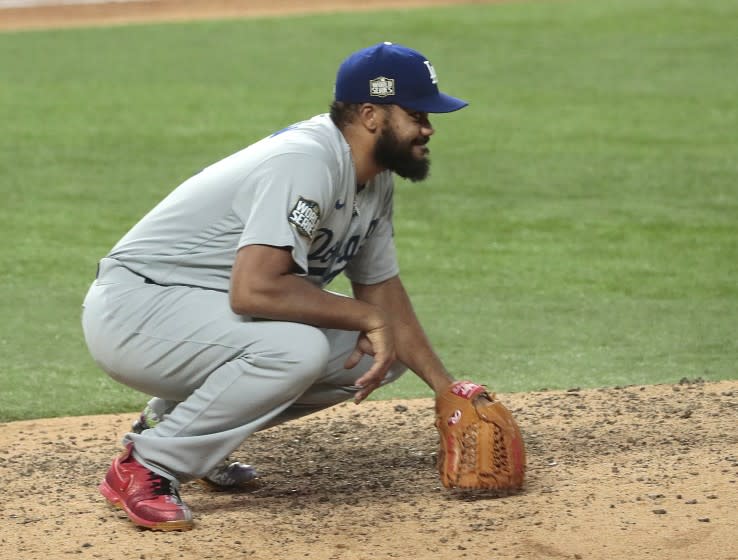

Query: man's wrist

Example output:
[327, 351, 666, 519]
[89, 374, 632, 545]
[430, 373, 455, 396]
[361, 305, 388, 333]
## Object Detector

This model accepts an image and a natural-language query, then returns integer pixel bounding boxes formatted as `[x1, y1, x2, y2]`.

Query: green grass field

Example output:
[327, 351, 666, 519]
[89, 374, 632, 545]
[1, 0, 736, 422]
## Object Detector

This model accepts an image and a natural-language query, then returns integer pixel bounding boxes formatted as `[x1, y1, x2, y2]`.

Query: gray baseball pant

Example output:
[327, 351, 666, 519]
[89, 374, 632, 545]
[82, 258, 405, 482]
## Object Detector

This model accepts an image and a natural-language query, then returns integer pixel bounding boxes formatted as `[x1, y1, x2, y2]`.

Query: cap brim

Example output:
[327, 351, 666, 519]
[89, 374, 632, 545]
[401, 91, 468, 113]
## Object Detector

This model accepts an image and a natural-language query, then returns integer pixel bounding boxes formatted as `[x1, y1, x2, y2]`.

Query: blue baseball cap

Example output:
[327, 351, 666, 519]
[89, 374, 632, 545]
[334, 42, 468, 114]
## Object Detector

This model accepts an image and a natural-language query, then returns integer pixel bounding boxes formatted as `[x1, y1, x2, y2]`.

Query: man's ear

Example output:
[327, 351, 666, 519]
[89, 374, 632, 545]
[357, 103, 385, 133]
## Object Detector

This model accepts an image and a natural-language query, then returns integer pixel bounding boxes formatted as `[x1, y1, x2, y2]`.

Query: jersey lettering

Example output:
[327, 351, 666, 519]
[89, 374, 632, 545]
[307, 219, 381, 284]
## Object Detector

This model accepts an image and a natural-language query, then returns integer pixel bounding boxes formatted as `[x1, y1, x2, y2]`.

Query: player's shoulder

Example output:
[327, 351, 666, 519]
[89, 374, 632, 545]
[269, 114, 346, 157]
[263, 114, 351, 178]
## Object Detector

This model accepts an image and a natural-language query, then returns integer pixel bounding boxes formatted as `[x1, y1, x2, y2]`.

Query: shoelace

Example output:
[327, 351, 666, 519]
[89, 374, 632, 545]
[148, 471, 179, 500]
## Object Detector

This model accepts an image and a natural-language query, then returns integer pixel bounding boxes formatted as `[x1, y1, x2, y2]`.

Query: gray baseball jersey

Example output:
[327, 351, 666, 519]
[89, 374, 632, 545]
[84, 114, 408, 483]
[108, 113, 399, 290]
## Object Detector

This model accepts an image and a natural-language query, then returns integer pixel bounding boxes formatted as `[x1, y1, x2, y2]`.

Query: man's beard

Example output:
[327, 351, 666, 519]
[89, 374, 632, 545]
[373, 125, 430, 182]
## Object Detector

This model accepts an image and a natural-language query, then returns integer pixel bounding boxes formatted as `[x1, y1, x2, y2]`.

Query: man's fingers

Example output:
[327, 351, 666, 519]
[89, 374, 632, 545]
[355, 355, 390, 387]
[354, 377, 383, 403]
[354, 385, 376, 404]
[343, 347, 364, 370]
[349, 324, 395, 403]
[353, 354, 394, 403]
[344, 333, 378, 370]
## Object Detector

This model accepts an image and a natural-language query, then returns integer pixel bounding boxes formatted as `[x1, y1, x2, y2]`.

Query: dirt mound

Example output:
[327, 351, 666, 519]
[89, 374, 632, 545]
[2, 380, 737, 560]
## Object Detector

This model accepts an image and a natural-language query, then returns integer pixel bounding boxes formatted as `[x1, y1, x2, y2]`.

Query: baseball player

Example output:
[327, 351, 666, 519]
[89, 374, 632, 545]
[82, 42, 467, 531]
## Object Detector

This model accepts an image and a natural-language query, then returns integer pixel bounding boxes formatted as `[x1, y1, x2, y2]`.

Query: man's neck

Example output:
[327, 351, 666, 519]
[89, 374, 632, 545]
[339, 125, 384, 185]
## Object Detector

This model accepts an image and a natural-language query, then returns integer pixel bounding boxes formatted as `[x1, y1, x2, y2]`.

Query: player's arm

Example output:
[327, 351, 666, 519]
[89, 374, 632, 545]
[229, 243, 396, 384]
[351, 275, 454, 399]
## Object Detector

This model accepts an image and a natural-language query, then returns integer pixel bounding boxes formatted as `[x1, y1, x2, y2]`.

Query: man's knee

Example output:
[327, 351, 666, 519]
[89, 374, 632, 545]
[244, 323, 331, 381]
[288, 325, 331, 378]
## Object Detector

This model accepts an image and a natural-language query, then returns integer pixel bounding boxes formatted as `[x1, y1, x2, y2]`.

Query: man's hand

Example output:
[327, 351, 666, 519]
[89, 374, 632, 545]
[352, 276, 453, 395]
[344, 322, 396, 403]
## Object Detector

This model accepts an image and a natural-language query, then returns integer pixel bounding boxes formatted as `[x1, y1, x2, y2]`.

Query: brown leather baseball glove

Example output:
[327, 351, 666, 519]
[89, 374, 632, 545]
[435, 380, 526, 490]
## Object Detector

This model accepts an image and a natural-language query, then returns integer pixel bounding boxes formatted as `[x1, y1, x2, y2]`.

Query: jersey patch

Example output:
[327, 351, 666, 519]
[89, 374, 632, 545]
[288, 197, 321, 239]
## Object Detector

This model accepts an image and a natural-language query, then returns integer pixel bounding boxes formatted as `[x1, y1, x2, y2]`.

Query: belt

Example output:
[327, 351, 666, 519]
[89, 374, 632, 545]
[95, 258, 156, 284]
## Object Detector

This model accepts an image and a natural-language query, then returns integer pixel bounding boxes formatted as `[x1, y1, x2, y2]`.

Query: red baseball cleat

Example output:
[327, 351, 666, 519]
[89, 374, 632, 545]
[99, 444, 193, 531]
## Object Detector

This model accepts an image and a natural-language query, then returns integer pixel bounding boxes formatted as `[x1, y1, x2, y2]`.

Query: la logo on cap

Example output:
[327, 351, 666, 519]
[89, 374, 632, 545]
[369, 76, 395, 98]
[423, 61, 438, 84]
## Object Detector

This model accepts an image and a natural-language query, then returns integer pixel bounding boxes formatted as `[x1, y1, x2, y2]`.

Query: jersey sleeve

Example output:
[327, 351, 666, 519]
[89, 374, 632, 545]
[233, 152, 335, 275]
[343, 176, 400, 285]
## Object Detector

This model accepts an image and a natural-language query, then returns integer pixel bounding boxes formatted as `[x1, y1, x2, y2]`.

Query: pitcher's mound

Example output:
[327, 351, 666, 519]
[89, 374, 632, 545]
[1, 380, 737, 559]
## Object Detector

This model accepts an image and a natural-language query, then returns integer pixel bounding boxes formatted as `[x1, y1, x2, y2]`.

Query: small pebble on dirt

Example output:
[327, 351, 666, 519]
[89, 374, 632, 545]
[652, 509, 667, 515]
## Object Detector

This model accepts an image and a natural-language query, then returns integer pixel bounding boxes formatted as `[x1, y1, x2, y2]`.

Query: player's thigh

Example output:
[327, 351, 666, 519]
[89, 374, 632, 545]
[84, 281, 329, 400]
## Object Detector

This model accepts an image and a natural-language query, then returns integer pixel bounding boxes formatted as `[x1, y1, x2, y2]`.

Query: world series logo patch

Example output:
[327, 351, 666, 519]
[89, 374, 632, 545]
[288, 196, 321, 239]
[369, 76, 395, 98]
